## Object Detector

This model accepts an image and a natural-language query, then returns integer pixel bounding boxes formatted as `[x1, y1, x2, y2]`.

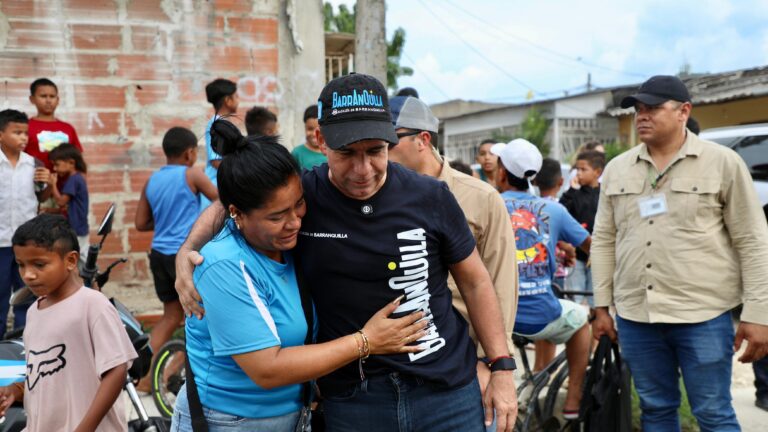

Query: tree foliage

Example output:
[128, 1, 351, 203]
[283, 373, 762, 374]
[520, 107, 551, 156]
[324, 2, 413, 91]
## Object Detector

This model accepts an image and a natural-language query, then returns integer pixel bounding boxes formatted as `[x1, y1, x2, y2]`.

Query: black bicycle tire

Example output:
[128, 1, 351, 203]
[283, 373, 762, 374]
[543, 362, 570, 421]
[520, 373, 552, 432]
[150, 339, 187, 418]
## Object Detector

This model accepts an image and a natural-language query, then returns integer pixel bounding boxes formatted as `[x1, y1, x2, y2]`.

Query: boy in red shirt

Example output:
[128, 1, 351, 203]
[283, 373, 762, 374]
[25, 78, 83, 171]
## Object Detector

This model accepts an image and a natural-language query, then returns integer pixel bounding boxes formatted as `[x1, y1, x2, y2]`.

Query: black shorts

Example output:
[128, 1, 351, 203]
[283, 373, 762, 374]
[149, 249, 179, 303]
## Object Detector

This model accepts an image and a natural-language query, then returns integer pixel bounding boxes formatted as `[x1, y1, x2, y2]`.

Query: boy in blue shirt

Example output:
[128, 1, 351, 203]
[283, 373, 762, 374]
[134, 127, 218, 389]
[201, 79, 239, 211]
[492, 139, 592, 420]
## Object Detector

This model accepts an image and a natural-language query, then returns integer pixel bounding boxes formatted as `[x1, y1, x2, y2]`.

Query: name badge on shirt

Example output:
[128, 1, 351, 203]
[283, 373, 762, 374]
[638, 193, 668, 218]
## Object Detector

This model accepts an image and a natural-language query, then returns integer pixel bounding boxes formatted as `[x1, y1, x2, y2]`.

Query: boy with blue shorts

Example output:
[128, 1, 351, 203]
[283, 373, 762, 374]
[492, 139, 592, 420]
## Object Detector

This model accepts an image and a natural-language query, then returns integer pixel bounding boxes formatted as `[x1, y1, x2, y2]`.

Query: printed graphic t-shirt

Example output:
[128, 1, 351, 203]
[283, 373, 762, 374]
[61, 172, 89, 236]
[25, 118, 83, 170]
[188, 222, 314, 418]
[500, 190, 589, 329]
[298, 162, 478, 396]
[23, 287, 137, 432]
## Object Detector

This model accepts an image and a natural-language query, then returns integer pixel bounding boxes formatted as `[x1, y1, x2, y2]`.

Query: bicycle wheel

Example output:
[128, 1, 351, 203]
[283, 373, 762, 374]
[543, 362, 569, 421]
[151, 339, 187, 418]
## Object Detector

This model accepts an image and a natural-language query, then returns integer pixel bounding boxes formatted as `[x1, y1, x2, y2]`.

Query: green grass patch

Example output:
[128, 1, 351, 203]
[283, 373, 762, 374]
[631, 378, 699, 432]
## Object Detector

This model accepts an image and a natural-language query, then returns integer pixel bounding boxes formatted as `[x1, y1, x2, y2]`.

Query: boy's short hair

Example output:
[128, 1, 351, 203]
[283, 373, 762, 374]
[449, 159, 473, 176]
[30, 78, 58, 96]
[162, 127, 198, 158]
[0, 109, 28, 132]
[12, 214, 79, 254]
[303, 105, 318, 123]
[205, 79, 237, 112]
[533, 158, 562, 190]
[576, 150, 606, 171]
[245, 106, 277, 136]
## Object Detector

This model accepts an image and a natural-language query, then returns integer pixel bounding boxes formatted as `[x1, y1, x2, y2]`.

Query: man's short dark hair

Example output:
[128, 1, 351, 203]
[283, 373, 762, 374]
[395, 87, 419, 98]
[205, 78, 237, 112]
[303, 105, 318, 123]
[449, 159, 473, 176]
[506, 168, 530, 190]
[245, 106, 278, 136]
[162, 127, 198, 158]
[533, 158, 562, 190]
[12, 214, 79, 255]
[576, 150, 606, 171]
[30, 78, 58, 96]
[686, 117, 700, 135]
[0, 109, 28, 132]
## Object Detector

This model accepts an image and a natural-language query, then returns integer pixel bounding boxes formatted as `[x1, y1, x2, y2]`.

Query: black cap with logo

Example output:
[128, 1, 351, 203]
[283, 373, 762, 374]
[620, 75, 691, 109]
[317, 73, 399, 150]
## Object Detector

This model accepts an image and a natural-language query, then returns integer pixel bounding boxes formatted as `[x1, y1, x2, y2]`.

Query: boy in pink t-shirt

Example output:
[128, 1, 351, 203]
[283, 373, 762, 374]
[0, 214, 136, 432]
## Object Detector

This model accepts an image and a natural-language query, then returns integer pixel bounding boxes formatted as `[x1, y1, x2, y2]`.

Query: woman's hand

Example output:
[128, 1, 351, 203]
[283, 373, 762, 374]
[0, 384, 21, 416]
[361, 296, 428, 355]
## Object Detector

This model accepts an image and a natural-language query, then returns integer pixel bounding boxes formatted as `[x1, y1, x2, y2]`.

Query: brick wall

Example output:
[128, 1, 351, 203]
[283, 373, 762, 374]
[0, 0, 291, 305]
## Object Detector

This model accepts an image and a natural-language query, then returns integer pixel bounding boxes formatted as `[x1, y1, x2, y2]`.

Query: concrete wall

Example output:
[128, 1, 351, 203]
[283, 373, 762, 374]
[0, 0, 323, 305]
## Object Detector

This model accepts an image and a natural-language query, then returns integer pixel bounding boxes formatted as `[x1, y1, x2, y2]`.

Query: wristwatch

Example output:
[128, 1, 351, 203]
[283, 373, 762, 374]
[489, 356, 517, 372]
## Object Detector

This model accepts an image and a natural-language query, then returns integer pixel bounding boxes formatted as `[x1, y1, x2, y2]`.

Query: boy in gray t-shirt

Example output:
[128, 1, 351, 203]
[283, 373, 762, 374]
[0, 214, 136, 431]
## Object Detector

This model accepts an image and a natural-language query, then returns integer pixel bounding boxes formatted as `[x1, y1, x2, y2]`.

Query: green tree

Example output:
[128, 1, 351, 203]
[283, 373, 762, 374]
[520, 107, 551, 156]
[324, 2, 413, 91]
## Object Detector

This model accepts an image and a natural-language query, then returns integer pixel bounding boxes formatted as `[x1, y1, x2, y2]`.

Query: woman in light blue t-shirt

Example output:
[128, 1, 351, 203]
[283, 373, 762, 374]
[171, 120, 427, 432]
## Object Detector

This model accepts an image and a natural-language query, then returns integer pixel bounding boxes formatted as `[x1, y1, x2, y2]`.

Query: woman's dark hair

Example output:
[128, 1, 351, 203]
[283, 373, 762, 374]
[13, 214, 79, 255]
[211, 119, 300, 215]
[49, 143, 88, 174]
[205, 78, 237, 112]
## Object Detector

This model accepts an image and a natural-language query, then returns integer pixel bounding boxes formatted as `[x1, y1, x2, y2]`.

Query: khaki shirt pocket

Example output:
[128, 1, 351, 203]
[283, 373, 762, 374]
[604, 178, 645, 232]
[669, 178, 721, 229]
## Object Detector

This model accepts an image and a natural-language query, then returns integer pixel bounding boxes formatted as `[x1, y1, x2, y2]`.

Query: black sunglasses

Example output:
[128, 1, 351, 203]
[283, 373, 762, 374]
[396, 130, 421, 139]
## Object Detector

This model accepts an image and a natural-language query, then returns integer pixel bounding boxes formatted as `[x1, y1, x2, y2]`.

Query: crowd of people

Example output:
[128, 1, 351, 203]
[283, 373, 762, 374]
[0, 71, 766, 432]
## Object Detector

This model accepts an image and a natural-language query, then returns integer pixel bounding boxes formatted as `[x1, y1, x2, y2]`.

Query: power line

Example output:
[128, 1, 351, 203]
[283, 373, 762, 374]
[441, 0, 646, 79]
[401, 51, 453, 100]
[417, 0, 539, 93]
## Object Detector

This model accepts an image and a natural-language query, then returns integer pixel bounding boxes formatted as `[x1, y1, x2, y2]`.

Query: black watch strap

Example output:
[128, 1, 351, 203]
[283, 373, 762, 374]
[489, 356, 517, 372]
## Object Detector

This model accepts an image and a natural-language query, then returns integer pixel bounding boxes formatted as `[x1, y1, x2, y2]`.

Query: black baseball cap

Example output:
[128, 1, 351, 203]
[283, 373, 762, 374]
[620, 75, 691, 109]
[317, 73, 399, 150]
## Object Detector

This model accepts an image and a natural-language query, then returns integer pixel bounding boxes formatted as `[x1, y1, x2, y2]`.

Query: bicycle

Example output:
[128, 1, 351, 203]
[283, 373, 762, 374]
[151, 338, 187, 418]
[513, 285, 594, 432]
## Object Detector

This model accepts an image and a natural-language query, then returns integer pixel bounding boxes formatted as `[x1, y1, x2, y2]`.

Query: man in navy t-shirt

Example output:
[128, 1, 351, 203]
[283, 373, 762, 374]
[491, 138, 592, 420]
[175, 74, 518, 432]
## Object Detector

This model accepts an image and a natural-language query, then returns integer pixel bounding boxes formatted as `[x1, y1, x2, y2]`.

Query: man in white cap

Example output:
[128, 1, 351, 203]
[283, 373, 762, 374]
[492, 139, 592, 420]
[388, 95, 519, 401]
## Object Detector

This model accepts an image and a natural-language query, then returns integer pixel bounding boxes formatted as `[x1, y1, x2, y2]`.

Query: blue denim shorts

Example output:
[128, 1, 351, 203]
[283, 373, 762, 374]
[171, 384, 301, 432]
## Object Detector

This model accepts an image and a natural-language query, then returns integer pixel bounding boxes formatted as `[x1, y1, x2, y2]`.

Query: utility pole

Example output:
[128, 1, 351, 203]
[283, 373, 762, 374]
[355, 0, 387, 86]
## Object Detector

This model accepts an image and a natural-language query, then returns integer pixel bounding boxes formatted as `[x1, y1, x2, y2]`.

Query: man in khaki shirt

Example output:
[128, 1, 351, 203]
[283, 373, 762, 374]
[592, 75, 768, 431]
[388, 95, 518, 396]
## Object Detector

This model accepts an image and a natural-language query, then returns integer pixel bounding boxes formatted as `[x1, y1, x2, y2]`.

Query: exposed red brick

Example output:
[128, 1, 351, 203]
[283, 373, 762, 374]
[73, 85, 126, 109]
[0, 53, 56, 79]
[65, 112, 122, 139]
[88, 171, 125, 194]
[129, 170, 152, 193]
[130, 26, 163, 52]
[215, 17, 278, 45]
[70, 24, 123, 51]
[211, 0, 255, 14]
[127, 228, 154, 252]
[0, 81, 32, 107]
[151, 116, 198, 137]
[123, 199, 139, 225]
[81, 141, 133, 166]
[61, 0, 119, 21]
[115, 55, 173, 81]
[91, 202, 114, 222]
[133, 84, 169, 106]
[0, 2, 53, 19]
[52, 54, 114, 78]
[4, 21, 68, 51]
[98, 231, 125, 254]
[126, 0, 174, 23]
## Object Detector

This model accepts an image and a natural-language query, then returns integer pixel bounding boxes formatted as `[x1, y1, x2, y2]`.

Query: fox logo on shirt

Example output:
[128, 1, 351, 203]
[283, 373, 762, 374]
[26, 344, 66, 391]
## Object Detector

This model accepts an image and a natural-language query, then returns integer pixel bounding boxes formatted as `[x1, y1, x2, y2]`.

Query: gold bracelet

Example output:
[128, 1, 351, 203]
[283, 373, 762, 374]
[352, 332, 364, 358]
[357, 330, 370, 360]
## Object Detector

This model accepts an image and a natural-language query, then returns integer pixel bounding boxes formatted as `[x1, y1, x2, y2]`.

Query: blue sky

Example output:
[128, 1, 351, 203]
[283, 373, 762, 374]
[328, 0, 768, 105]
